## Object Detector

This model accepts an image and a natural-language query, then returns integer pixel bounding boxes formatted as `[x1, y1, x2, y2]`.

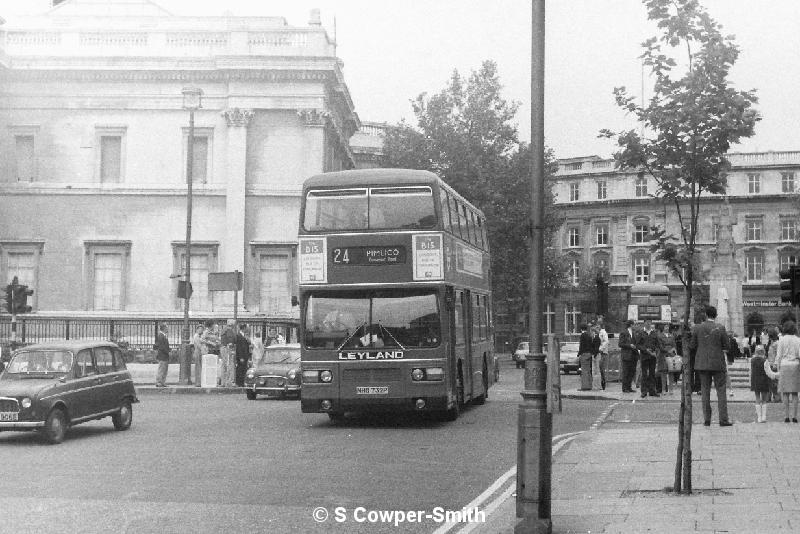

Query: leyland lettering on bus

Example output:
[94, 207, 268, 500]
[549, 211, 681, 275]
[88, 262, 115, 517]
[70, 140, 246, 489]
[338, 351, 405, 360]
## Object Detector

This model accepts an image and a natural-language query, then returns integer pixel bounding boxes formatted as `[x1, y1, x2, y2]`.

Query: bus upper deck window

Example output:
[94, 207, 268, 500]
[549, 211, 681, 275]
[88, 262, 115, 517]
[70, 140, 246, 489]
[369, 186, 436, 230]
[304, 189, 368, 231]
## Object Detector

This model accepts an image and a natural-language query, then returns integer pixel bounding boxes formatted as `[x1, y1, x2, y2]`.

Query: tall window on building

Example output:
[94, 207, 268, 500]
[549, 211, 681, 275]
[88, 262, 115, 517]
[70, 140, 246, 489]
[564, 304, 580, 334]
[1, 242, 43, 307]
[746, 218, 763, 241]
[781, 219, 797, 241]
[100, 137, 122, 183]
[183, 128, 213, 184]
[595, 224, 609, 245]
[173, 243, 218, 312]
[634, 224, 649, 244]
[780, 252, 799, 272]
[596, 181, 607, 200]
[260, 254, 291, 314]
[568, 259, 580, 286]
[635, 176, 648, 197]
[15, 135, 35, 182]
[93, 254, 123, 310]
[782, 172, 796, 193]
[634, 255, 650, 283]
[745, 252, 764, 282]
[747, 173, 761, 194]
[568, 227, 580, 247]
[544, 302, 554, 335]
[85, 242, 131, 311]
[712, 223, 720, 244]
[569, 182, 580, 202]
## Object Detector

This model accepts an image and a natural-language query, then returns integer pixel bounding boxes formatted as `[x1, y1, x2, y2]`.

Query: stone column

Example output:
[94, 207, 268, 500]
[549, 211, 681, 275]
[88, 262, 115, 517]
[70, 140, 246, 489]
[708, 201, 743, 335]
[221, 108, 253, 311]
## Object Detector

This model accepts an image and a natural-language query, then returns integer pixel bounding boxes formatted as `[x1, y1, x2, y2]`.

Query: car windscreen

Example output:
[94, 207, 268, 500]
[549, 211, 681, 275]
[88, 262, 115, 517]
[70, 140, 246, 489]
[261, 347, 300, 364]
[304, 288, 440, 349]
[6, 350, 74, 374]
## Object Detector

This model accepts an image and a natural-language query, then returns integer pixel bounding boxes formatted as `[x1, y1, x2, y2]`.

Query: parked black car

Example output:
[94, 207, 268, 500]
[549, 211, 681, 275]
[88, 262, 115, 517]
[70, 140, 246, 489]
[0, 341, 139, 444]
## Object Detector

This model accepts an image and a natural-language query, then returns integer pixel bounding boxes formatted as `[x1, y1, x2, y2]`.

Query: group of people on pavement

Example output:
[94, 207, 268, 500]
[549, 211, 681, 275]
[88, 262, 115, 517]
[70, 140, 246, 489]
[750, 320, 800, 423]
[154, 320, 284, 388]
[577, 318, 609, 391]
[617, 318, 682, 398]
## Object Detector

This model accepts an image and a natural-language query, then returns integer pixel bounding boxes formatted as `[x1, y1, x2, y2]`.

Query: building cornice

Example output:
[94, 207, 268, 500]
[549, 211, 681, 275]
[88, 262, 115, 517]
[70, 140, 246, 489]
[0, 67, 337, 83]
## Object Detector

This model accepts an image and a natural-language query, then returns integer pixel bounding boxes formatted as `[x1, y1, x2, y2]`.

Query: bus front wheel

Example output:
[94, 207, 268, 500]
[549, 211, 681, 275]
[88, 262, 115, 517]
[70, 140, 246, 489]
[473, 358, 488, 405]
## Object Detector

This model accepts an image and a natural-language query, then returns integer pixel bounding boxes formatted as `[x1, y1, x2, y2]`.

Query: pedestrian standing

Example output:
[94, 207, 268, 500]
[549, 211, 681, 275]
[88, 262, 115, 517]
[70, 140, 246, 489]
[726, 332, 741, 397]
[596, 318, 609, 390]
[750, 345, 771, 423]
[689, 305, 732, 427]
[765, 328, 780, 403]
[590, 324, 602, 390]
[638, 319, 659, 398]
[768, 321, 800, 423]
[235, 323, 252, 387]
[220, 319, 237, 387]
[192, 324, 204, 387]
[153, 323, 170, 388]
[577, 324, 593, 391]
[657, 323, 675, 394]
[619, 320, 638, 393]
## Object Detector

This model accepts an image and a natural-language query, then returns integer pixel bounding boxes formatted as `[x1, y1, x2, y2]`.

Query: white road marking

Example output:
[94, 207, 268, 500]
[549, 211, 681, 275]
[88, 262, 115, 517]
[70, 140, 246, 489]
[431, 432, 582, 534]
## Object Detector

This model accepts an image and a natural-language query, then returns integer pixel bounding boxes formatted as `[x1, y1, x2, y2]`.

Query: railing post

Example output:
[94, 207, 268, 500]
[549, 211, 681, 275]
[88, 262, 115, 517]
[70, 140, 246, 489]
[20, 317, 26, 343]
[65, 319, 70, 341]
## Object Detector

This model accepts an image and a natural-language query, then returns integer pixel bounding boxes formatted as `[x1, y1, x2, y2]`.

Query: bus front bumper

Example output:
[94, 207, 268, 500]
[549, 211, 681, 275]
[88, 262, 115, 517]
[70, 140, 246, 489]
[301, 395, 450, 414]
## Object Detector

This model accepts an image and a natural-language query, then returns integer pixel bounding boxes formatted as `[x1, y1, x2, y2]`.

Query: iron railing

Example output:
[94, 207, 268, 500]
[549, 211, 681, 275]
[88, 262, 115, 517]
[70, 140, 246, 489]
[0, 316, 298, 351]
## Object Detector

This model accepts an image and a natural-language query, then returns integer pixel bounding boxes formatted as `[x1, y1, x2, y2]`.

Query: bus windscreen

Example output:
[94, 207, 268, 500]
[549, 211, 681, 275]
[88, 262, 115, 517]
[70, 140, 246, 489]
[304, 289, 440, 349]
[303, 186, 436, 232]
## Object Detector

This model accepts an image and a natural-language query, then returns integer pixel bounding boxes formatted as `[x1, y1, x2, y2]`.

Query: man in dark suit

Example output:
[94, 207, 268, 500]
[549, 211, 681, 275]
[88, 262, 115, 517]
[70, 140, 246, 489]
[153, 323, 170, 388]
[235, 324, 252, 387]
[689, 305, 732, 426]
[619, 319, 639, 393]
[637, 319, 660, 398]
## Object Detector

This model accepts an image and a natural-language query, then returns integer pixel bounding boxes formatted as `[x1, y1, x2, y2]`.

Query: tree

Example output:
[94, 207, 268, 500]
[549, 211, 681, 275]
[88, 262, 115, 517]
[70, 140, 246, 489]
[600, 0, 759, 494]
[382, 60, 564, 324]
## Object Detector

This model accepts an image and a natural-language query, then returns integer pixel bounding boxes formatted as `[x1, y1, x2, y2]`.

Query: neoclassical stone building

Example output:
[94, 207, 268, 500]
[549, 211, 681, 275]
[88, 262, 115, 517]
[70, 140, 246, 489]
[0, 0, 361, 320]
[549, 151, 800, 336]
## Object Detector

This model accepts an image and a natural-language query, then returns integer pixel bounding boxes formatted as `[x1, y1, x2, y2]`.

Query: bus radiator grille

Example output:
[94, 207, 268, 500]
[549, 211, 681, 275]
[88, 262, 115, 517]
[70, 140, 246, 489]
[342, 368, 402, 382]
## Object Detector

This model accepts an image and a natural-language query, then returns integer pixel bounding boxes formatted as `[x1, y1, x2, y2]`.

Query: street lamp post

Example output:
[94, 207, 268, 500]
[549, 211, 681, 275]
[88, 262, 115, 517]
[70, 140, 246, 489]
[180, 86, 203, 385]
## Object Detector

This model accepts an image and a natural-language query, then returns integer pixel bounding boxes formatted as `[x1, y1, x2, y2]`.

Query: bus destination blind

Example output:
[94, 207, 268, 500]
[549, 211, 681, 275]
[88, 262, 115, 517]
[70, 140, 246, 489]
[331, 246, 406, 266]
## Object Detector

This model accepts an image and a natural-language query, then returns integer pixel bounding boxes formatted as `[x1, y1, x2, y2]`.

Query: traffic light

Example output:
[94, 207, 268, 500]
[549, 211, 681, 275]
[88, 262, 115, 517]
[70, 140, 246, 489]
[12, 284, 33, 314]
[780, 266, 800, 306]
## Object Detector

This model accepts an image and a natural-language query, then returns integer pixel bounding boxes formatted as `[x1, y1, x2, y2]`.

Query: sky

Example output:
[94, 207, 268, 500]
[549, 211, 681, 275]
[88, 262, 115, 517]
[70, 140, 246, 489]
[2, 0, 799, 160]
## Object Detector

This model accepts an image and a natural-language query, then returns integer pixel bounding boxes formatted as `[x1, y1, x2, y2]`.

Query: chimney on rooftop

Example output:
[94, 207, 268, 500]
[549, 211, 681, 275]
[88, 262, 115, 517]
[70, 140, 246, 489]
[309, 9, 322, 26]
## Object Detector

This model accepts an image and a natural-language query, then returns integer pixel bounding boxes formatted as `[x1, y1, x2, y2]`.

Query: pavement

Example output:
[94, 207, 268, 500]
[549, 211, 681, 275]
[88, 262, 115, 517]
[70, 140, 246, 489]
[470, 380, 800, 534]
[128, 363, 243, 394]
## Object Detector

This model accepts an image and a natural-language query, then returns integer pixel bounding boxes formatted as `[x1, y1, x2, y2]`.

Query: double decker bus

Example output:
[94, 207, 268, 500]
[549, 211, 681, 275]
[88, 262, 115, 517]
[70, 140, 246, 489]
[298, 168, 494, 421]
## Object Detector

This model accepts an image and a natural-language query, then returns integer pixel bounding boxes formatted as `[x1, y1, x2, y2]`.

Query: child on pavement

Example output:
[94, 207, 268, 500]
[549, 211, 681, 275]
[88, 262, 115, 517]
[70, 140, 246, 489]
[750, 345, 771, 423]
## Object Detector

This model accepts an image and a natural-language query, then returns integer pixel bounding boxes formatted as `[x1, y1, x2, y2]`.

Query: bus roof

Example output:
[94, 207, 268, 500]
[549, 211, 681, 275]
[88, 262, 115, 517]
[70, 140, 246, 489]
[629, 283, 670, 295]
[302, 168, 482, 214]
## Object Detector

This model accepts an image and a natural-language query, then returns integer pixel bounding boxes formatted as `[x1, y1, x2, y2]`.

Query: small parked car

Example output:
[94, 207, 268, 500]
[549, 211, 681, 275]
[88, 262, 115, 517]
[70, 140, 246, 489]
[513, 342, 529, 368]
[0, 341, 139, 444]
[244, 343, 301, 400]
[559, 341, 581, 374]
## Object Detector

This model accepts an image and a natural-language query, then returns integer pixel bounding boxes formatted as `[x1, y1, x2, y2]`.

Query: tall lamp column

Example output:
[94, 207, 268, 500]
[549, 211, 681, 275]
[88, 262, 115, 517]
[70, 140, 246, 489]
[180, 86, 203, 385]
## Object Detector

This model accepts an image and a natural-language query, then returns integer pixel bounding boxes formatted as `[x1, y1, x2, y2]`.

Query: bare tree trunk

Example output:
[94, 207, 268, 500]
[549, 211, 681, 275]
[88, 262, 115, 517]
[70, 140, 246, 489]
[682, 340, 693, 494]
[674, 381, 685, 492]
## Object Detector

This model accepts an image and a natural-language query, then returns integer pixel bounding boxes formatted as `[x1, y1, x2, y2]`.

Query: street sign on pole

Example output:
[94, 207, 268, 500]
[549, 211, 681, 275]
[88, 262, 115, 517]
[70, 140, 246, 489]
[208, 271, 243, 291]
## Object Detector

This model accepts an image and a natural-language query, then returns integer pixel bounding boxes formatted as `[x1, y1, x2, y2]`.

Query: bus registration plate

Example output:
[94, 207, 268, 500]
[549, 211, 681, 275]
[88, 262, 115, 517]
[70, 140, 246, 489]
[0, 412, 18, 422]
[356, 386, 388, 395]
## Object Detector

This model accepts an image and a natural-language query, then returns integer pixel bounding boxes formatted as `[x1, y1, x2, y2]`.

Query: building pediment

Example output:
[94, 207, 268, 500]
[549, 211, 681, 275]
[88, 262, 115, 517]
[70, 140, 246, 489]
[50, 0, 173, 17]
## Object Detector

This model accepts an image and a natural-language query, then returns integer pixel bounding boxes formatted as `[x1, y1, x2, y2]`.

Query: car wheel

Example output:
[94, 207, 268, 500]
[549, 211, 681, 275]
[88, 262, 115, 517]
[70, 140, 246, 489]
[245, 390, 257, 400]
[112, 400, 133, 431]
[40, 408, 68, 445]
[442, 366, 464, 421]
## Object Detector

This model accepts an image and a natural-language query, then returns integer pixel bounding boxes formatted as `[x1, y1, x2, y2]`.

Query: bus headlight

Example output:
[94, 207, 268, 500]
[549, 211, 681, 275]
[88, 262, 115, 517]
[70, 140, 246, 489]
[319, 370, 333, 383]
[411, 368, 425, 381]
[424, 367, 444, 381]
